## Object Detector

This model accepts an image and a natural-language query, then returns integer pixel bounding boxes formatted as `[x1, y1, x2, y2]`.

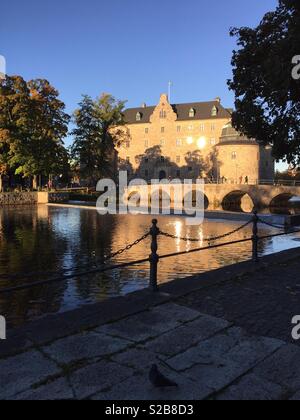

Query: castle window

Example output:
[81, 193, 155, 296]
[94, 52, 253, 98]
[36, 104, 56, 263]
[200, 124, 205, 132]
[211, 124, 215, 131]
[189, 108, 196, 118]
[177, 126, 181, 132]
[145, 128, 149, 134]
[188, 125, 193, 131]
[211, 106, 218, 117]
[145, 139, 149, 148]
[231, 151, 237, 160]
[136, 112, 142, 121]
[159, 110, 167, 119]
[161, 127, 165, 133]
[160, 139, 165, 146]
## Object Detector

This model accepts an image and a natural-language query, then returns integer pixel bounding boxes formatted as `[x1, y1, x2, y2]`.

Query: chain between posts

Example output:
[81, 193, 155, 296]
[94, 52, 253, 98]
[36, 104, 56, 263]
[103, 232, 151, 263]
[256, 217, 286, 230]
[159, 220, 253, 244]
[1, 212, 291, 296]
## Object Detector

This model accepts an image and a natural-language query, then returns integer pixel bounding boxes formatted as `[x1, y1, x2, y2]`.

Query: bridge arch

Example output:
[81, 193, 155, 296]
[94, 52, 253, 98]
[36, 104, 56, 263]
[221, 190, 255, 213]
[269, 193, 296, 208]
[183, 190, 209, 211]
[150, 188, 172, 213]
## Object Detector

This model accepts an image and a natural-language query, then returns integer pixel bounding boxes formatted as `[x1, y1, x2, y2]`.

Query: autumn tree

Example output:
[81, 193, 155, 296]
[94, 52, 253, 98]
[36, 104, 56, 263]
[228, 0, 300, 164]
[0, 76, 70, 189]
[71, 93, 128, 185]
[0, 76, 31, 190]
[10, 79, 70, 189]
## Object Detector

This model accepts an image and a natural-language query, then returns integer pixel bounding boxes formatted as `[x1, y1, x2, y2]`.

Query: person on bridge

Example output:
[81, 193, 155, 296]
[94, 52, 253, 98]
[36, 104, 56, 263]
[239, 176, 243, 185]
[245, 176, 249, 184]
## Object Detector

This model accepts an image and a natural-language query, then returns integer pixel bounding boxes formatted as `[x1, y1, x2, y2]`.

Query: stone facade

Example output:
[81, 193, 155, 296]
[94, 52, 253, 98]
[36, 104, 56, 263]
[117, 94, 274, 185]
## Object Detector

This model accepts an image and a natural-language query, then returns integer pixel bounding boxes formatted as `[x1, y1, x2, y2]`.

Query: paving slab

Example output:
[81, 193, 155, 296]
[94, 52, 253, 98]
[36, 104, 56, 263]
[222, 336, 284, 370]
[69, 360, 134, 399]
[111, 347, 167, 371]
[183, 359, 249, 392]
[13, 378, 74, 401]
[253, 344, 300, 394]
[92, 365, 213, 401]
[166, 328, 244, 371]
[150, 303, 202, 324]
[95, 304, 194, 343]
[0, 350, 61, 400]
[216, 374, 284, 401]
[144, 315, 230, 357]
[42, 331, 131, 365]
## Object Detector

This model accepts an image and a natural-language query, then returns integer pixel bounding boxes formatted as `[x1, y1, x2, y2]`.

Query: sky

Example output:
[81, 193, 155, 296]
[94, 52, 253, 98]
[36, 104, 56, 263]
[1, 0, 280, 156]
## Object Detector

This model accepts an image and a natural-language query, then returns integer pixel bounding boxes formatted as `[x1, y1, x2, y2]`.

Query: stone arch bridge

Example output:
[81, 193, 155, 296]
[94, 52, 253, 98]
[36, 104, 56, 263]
[125, 183, 300, 211]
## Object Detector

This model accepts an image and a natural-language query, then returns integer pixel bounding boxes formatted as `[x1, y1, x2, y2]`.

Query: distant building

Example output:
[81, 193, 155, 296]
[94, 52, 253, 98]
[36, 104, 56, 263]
[117, 94, 274, 184]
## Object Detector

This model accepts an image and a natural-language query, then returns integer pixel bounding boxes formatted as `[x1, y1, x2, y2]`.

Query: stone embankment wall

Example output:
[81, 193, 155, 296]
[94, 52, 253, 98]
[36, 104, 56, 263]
[0, 192, 69, 206]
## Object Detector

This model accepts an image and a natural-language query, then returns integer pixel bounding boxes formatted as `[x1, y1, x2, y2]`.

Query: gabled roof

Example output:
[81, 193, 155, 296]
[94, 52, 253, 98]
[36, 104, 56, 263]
[123, 101, 231, 124]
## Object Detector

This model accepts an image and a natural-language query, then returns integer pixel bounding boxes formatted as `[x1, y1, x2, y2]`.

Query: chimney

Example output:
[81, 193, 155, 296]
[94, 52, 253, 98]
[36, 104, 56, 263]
[215, 97, 221, 103]
[141, 103, 147, 108]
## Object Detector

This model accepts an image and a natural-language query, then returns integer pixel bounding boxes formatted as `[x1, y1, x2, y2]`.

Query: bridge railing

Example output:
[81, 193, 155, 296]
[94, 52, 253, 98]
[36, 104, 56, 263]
[0, 213, 299, 296]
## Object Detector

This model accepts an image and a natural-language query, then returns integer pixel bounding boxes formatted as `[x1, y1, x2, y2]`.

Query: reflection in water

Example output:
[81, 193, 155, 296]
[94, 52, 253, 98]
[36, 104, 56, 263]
[0, 205, 300, 327]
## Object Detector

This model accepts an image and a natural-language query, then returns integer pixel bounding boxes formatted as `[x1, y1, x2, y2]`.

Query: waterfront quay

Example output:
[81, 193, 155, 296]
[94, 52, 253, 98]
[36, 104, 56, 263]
[1, 247, 300, 400]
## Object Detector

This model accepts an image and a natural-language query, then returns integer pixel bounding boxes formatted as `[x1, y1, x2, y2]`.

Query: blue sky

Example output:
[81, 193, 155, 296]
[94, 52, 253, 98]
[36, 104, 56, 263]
[1, 0, 281, 160]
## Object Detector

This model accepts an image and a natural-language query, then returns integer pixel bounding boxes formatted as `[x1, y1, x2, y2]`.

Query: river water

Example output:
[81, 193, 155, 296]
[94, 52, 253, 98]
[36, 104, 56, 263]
[0, 205, 300, 327]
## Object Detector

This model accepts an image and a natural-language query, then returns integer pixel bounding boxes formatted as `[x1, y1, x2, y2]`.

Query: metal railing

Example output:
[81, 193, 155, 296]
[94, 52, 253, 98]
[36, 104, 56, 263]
[0, 213, 300, 295]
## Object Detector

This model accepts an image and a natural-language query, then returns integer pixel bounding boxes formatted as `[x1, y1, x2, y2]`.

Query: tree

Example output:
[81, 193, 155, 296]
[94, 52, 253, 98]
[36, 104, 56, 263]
[184, 150, 210, 179]
[0, 76, 70, 189]
[71, 93, 129, 185]
[10, 79, 70, 188]
[228, 0, 300, 164]
[0, 76, 32, 190]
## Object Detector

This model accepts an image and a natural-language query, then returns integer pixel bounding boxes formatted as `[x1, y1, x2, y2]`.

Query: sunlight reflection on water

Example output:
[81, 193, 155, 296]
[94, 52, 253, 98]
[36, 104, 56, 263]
[0, 205, 299, 327]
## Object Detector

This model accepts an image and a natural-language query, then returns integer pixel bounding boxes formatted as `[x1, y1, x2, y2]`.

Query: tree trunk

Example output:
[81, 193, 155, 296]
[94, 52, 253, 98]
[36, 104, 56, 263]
[33, 175, 38, 190]
[0, 174, 3, 193]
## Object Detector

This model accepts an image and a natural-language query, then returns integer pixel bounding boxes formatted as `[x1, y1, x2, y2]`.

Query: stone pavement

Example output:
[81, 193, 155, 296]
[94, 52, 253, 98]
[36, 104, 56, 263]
[177, 258, 300, 344]
[1, 302, 300, 400]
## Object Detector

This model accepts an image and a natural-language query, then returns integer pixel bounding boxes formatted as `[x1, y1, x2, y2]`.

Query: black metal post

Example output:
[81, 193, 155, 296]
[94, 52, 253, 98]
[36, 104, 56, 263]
[149, 219, 160, 292]
[252, 210, 259, 262]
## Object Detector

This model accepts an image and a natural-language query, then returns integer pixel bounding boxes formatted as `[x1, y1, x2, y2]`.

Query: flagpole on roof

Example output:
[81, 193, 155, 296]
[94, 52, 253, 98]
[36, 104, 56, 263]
[168, 81, 173, 103]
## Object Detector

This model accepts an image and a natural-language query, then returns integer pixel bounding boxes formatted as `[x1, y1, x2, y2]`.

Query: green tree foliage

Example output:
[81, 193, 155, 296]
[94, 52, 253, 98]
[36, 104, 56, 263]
[228, 0, 300, 164]
[0, 76, 70, 189]
[0, 76, 31, 190]
[71, 93, 129, 184]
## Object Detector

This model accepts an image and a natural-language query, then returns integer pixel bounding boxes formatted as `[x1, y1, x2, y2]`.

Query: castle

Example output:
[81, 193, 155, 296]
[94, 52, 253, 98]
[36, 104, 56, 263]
[117, 94, 274, 185]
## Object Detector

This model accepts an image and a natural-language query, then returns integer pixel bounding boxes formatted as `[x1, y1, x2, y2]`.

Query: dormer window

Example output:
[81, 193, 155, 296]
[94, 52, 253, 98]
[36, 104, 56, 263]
[211, 106, 218, 117]
[136, 112, 142, 121]
[189, 108, 195, 118]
